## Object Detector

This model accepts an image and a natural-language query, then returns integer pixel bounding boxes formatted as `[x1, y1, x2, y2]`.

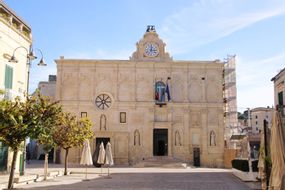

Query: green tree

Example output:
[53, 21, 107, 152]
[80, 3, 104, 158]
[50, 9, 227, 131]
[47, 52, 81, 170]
[0, 95, 43, 189]
[52, 113, 93, 175]
[34, 93, 63, 180]
[0, 92, 63, 189]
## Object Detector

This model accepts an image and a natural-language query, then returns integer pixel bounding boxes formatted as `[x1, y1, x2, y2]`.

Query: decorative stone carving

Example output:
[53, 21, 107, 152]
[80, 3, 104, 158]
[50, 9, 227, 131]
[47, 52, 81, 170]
[191, 112, 201, 128]
[130, 26, 172, 62]
[62, 73, 77, 85]
[79, 73, 89, 82]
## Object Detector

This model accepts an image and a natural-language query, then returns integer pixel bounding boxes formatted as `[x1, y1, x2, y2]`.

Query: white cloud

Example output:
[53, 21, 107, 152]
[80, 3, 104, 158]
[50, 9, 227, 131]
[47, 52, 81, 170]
[159, 0, 285, 55]
[236, 51, 285, 110]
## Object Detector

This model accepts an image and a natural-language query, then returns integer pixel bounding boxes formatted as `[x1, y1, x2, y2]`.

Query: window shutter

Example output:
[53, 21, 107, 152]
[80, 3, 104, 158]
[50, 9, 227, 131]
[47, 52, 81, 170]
[4, 65, 13, 89]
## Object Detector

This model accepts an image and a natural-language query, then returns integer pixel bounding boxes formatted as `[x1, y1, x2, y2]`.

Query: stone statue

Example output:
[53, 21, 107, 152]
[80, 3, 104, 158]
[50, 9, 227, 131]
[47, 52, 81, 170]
[134, 130, 140, 146]
[210, 131, 216, 146]
[100, 114, 106, 131]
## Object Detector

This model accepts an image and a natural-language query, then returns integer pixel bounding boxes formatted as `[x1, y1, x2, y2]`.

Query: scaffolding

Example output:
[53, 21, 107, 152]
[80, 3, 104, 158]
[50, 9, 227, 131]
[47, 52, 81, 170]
[223, 55, 238, 148]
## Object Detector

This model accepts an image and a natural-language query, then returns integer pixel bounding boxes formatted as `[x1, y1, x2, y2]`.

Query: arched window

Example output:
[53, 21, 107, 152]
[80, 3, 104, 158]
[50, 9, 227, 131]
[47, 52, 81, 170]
[155, 81, 166, 103]
[100, 114, 107, 131]
[134, 130, 140, 146]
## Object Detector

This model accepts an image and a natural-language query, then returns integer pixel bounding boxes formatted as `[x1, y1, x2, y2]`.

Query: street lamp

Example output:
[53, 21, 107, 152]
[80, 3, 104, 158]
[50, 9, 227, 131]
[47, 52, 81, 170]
[9, 46, 46, 95]
[8, 45, 46, 175]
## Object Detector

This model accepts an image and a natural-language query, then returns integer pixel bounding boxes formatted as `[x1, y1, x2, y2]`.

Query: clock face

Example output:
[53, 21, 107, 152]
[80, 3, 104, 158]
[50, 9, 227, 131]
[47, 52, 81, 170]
[144, 43, 159, 57]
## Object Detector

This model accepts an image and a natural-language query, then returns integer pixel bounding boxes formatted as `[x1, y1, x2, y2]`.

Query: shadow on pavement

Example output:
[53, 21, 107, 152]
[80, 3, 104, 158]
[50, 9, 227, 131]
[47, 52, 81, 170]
[14, 172, 258, 190]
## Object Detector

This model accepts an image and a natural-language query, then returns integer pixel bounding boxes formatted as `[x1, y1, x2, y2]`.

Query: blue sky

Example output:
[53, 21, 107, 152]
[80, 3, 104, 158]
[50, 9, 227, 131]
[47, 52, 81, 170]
[4, 0, 285, 111]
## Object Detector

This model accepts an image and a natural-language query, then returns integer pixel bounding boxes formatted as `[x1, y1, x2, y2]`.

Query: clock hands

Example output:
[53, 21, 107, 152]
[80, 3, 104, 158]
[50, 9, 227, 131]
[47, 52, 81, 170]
[145, 43, 159, 57]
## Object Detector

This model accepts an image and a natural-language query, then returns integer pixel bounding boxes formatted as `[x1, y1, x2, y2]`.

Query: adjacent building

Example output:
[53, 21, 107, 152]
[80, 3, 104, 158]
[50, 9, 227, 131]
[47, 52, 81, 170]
[28, 75, 57, 161]
[37, 75, 56, 101]
[0, 0, 33, 173]
[55, 26, 230, 167]
[249, 107, 274, 134]
[271, 68, 285, 141]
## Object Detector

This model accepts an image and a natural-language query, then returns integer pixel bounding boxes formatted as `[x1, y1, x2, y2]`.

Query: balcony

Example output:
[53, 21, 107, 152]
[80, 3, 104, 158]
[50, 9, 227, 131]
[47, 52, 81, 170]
[0, 6, 32, 40]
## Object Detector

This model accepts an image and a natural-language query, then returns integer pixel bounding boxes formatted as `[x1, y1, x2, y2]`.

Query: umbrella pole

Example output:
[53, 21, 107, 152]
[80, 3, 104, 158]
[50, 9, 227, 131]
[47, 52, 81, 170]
[101, 165, 102, 176]
[85, 166, 87, 180]
[108, 165, 109, 176]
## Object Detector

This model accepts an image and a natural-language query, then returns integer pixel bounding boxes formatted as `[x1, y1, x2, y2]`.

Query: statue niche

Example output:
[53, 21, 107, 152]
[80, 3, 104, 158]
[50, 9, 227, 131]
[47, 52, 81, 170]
[210, 130, 216, 146]
[175, 130, 182, 146]
[100, 114, 107, 131]
[134, 130, 141, 146]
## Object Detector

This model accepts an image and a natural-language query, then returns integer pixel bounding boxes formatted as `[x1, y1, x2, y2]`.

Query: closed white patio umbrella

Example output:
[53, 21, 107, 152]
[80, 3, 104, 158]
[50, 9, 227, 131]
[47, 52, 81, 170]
[105, 142, 113, 166]
[258, 130, 266, 190]
[80, 140, 93, 180]
[97, 142, 105, 175]
[105, 142, 114, 177]
[269, 111, 285, 190]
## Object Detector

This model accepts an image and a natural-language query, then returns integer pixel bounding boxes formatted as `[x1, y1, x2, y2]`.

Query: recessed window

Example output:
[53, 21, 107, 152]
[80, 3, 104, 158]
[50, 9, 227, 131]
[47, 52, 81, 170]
[120, 112, 126, 123]
[256, 121, 258, 125]
[81, 112, 87, 118]
[255, 115, 258, 119]
[155, 81, 166, 103]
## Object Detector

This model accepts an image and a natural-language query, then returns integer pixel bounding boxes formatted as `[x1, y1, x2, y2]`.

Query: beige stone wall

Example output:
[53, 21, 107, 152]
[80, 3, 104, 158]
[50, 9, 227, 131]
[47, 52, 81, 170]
[56, 59, 225, 167]
[56, 29, 225, 167]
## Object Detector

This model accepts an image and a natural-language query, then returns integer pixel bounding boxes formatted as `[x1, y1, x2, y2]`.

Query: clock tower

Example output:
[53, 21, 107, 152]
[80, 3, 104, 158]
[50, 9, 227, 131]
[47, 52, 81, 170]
[130, 25, 172, 62]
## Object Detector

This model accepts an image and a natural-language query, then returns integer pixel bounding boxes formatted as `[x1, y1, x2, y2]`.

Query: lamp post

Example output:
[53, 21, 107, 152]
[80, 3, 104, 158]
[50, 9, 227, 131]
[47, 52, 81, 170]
[9, 46, 46, 95]
[8, 45, 46, 175]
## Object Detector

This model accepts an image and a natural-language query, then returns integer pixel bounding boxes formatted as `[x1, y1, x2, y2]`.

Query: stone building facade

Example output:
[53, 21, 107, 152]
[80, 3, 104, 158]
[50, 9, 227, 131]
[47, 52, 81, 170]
[56, 26, 225, 167]
[0, 0, 33, 173]
[250, 107, 274, 134]
[271, 68, 285, 140]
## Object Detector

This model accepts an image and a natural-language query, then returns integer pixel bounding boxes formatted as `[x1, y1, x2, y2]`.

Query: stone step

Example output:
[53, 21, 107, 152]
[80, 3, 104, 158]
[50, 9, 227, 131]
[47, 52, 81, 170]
[135, 157, 187, 168]
[143, 162, 187, 168]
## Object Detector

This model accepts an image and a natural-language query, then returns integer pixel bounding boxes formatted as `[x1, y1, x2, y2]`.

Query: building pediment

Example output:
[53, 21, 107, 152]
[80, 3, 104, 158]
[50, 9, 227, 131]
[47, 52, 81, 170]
[130, 25, 172, 62]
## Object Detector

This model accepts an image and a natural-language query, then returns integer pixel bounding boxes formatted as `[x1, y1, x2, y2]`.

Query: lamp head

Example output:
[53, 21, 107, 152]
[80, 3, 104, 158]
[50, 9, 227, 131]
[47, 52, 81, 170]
[28, 50, 37, 60]
[37, 58, 47, 66]
[9, 55, 18, 63]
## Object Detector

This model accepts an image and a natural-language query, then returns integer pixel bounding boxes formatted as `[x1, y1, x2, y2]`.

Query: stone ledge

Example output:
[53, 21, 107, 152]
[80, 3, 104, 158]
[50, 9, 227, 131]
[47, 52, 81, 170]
[14, 174, 37, 183]
[232, 168, 258, 182]
[0, 170, 65, 189]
